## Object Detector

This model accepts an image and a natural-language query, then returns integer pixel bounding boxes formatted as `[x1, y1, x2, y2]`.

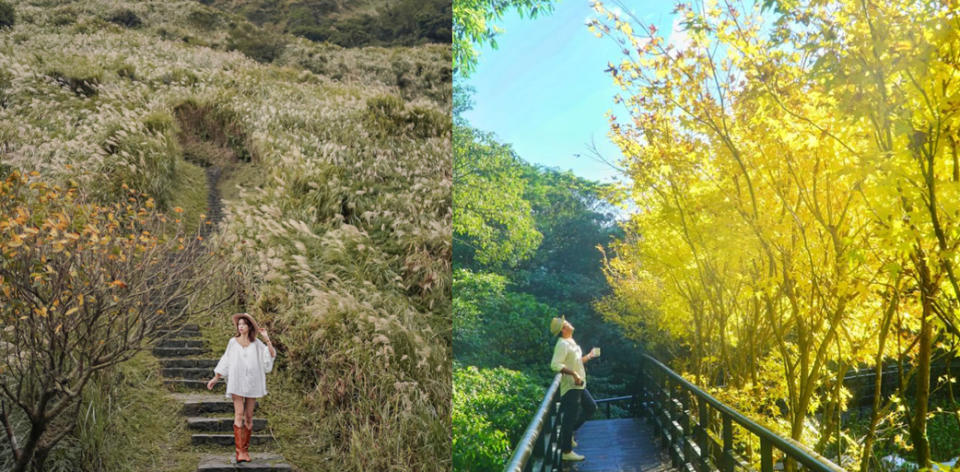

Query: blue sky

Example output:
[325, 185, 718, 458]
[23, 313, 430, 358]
[460, 0, 682, 184]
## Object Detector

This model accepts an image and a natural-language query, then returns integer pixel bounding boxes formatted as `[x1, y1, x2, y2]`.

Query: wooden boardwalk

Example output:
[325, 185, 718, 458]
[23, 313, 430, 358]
[566, 418, 674, 472]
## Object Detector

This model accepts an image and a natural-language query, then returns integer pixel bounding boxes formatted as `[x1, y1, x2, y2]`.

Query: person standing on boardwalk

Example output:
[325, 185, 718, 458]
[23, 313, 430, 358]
[549, 315, 599, 462]
[206, 313, 277, 463]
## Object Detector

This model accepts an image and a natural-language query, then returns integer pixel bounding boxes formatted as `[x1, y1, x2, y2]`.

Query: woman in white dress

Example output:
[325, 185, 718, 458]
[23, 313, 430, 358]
[206, 313, 277, 463]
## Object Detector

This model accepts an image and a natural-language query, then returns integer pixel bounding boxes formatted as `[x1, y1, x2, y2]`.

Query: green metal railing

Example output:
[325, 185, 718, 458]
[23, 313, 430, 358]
[640, 354, 845, 472]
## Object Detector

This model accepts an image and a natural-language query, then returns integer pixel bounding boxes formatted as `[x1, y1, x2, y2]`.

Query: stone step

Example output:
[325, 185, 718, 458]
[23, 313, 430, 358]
[197, 453, 292, 472]
[171, 393, 248, 415]
[192, 434, 274, 446]
[187, 417, 267, 432]
[162, 323, 200, 331]
[164, 367, 214, 379]
[158, 339, 204, 348]
[166, 379, 221, 390]
[154, 346, 207, 357]
[158, 328, 201, 337]
[159, 358, 219, 369]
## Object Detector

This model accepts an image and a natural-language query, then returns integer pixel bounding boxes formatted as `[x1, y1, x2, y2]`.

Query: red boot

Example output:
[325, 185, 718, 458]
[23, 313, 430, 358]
[233, 424, 244, 463]
[238, 424, 252, 462]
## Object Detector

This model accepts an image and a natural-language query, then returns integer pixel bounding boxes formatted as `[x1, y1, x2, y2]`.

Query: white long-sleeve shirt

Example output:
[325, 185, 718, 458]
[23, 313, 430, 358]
[214, 337, 275, 399]
[550, 337, 586, 396]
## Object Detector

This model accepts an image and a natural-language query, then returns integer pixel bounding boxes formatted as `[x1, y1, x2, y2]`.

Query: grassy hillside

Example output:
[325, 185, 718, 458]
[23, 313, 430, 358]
[0, 0, 450, 470]
[205, 0, 451, 48]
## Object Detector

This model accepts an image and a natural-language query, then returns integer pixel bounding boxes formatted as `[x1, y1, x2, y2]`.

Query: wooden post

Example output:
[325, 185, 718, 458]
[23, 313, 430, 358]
[721, 413, 734, 472]
[697, 399, 710, 472]
[546, 398, 561, 472]
[679, 394, 691, 465]
[639, 358, 646, 418]
[666, 376, 680, 467]
[659, 369, 670, 446]
[761, 437, 773, 472]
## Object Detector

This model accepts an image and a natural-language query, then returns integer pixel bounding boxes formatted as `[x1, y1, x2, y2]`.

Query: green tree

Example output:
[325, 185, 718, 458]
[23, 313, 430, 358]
[454, 269, 554, 371]
[453, 0, 555, 77]
[510, 167, 634, 394]
[453, 124, 542, 268]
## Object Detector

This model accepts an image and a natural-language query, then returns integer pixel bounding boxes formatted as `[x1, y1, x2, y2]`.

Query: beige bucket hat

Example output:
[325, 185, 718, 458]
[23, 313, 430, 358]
[549, 315, 566, 336]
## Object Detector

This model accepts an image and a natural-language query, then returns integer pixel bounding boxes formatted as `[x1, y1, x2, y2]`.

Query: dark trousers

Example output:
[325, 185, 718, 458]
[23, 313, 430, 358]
[559, 388, 596, 452]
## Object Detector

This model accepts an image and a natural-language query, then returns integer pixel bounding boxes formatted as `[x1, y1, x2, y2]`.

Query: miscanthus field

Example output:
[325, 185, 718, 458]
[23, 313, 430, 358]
[0, 0, 451, 470]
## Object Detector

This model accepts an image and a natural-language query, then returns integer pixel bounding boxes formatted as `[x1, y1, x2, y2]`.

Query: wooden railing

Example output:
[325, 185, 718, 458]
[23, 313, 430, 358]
[505, 354, 847, 472]
[503, 379, 639, 471]
[639, 354, 845, 472]
[594, 394, 636, 419]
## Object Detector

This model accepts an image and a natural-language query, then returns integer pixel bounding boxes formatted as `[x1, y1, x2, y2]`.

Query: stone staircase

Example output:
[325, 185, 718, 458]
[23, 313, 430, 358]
[156, 324, 293, 471]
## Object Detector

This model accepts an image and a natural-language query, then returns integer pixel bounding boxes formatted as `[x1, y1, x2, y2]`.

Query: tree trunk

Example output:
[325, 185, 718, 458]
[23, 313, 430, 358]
[859, 285, 898, 472]
[12, 418, 46, 472]
[910, 255, 933, 469]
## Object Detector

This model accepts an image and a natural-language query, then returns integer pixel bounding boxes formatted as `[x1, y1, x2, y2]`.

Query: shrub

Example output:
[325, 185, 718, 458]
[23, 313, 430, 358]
[114, 61, 136, 80]
[0, 68, 10, 107]
[227, 23, 286, 63]
[187, 9, 221, 30]
[453, 365, 544, 471]
[105, 8, 141, 28]
[0, 171, 222, 472]
[0, 1, 13, 29]
[280, 0, 449, 47]
[330, 14, 378, 47]
[392, 57, 413, 91]
[173, 100, 252, 165]
[50, 7, 75, 26]
[453, 269, 554, 370]
[289, 24, 329, 43]
[407, 106, 450, 139]
[98, 118, 180, 208]
[45, 58, 103, 97]
[143, 110, 175, 135]
[239, 2, 284, 26]
[76, 353, 193, 471]
[70, 16, 111, 35]
[157, 68, 198, 86]
[364, 95, 450, 139]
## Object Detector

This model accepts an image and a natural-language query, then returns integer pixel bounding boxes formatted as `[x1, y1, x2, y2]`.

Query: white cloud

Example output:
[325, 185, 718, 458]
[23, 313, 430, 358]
[667, 15, 691, 54]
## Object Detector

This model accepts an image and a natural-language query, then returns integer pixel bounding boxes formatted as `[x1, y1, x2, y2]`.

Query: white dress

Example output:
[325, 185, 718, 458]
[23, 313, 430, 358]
[214, 337, 275, 399]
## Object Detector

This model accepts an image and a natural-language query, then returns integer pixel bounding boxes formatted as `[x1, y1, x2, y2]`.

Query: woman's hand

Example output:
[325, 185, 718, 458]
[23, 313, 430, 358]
[260, 328, 277, 360]
[207, 377, 218, 390]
